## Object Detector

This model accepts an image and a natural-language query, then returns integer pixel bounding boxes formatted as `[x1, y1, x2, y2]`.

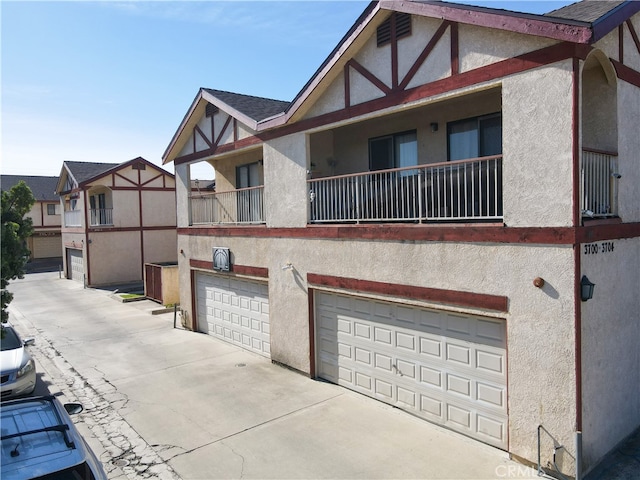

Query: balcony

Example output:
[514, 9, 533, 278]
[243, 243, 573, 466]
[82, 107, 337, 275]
[64, 210, 82, 227]
[90, 208, 113, 226]
[190, 186, 264, 225]
[309, 156, 503, 223]
[581, 149, 619, 219]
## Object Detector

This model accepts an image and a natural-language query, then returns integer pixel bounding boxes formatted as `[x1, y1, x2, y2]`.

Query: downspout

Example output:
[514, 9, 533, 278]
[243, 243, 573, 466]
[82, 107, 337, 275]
[572, 56, 583, 480]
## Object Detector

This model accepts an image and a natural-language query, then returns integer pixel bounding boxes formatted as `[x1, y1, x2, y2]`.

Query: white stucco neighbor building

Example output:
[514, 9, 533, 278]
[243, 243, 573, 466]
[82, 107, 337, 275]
[55, 158, 177, 287]
[162, 1, 640, 477]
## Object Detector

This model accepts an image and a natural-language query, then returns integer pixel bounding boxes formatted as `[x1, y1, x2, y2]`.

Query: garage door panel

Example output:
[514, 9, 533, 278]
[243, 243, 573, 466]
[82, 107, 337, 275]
[196, 273, 270, 358]
[316, 291, 507, 450]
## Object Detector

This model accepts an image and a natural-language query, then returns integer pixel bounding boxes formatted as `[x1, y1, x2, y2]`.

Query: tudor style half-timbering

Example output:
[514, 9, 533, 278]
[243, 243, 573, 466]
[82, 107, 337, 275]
[55, 158, 177, 287]
[163, 1, 640, 477]
[1, 175, 62, 263]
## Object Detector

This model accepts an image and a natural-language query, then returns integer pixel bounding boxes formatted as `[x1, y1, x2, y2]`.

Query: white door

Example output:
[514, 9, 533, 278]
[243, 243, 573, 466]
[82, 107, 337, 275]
[67, 249, 84, 282]
[316, 291, 507, 449]
[196, 273, 270, 358]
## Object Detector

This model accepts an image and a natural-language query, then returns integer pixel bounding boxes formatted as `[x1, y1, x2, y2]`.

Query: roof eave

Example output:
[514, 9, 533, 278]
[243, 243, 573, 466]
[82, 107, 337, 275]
[591, 1, 640, 43]
[200, 90, 260, 131]
[162, 90, 206, 165]
[257, 1, 382, 131]
[385, 0, 593, 43]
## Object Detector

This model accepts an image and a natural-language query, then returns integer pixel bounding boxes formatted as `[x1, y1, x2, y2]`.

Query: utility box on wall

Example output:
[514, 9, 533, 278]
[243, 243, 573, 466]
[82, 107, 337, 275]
[144, 262, 179, 306]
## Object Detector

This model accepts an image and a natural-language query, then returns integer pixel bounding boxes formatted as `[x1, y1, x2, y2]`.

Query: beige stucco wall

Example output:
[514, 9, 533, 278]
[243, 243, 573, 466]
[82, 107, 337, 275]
[264, 133, 309, 228]
[88, 231, 142, 285]
[502, 61, 574, 228]
[141, 190, 177, 227]
[180, 232, 578, 466]
[617, 80, 640, 223]
[580, 237, 640, 472]
[143, 229, 177, 265]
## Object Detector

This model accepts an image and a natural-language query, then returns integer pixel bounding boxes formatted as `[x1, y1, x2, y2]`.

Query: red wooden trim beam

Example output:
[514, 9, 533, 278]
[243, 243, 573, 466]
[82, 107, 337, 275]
[175, 135, 263, 165]
[190, 258, 269, 278]
[194, 124, 213, 148]
[347, 59, 392, 94]
[399, 20, 451, 90]
[611, 59, 640, 88]
[627, 20, 640, 56]
[178, 222, 640, 245]
[308, 273, 508, 313]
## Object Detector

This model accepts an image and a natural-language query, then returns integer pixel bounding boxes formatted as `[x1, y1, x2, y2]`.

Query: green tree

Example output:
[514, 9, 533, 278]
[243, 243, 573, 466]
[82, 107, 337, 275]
[1, 181, 35, 322]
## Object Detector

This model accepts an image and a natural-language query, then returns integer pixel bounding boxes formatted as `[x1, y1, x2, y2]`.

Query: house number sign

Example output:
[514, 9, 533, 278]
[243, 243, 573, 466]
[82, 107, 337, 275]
[583, 242, 614, 255]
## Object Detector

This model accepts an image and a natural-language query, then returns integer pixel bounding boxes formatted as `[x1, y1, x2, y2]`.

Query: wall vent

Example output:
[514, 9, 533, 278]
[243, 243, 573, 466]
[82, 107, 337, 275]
[205, 103, 219, 117]
[377, 12, 411, 47]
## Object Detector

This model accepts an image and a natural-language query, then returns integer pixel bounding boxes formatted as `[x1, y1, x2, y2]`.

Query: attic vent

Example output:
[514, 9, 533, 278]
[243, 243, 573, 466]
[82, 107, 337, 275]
[205, 103, 219, 117]
[132, 162, 146, 170]
[377, 12, 411, 47]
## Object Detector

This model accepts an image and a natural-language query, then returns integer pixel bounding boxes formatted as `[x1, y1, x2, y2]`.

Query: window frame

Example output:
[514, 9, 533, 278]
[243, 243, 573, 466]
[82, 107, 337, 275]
[47, 204, 57, 215]
[368, 130, 418, 172]
[447, 112, 502, 161]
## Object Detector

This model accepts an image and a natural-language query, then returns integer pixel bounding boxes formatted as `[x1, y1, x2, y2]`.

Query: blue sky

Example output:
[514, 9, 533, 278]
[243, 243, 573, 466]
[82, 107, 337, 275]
[1, 1, 573, 179]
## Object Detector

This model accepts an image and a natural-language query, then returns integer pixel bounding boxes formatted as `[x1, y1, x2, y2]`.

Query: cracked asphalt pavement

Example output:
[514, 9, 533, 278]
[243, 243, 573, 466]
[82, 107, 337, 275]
[7, 272, 544, 479]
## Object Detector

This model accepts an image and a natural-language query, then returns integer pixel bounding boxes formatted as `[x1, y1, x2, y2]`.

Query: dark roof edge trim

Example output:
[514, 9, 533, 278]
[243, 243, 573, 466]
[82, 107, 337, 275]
[592, 1, 640, 42]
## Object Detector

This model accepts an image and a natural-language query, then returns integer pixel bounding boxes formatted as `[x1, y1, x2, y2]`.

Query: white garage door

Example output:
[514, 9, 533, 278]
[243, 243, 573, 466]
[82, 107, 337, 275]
[196, 273, 270, 358]
[67, 249, 84, 282]
[316, 291, 507, 449]
[33, 235, 61, 259]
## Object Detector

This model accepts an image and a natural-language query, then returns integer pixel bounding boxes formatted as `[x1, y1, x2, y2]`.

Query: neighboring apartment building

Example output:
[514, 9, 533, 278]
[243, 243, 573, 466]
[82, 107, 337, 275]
[1, 175, 62, 261]
[55, 158, 177, 287]
[161, 1, 640, 477]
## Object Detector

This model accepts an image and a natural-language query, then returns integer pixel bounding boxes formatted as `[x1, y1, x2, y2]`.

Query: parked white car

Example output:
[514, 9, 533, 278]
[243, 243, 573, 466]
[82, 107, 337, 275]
[0, 323, 36, 399]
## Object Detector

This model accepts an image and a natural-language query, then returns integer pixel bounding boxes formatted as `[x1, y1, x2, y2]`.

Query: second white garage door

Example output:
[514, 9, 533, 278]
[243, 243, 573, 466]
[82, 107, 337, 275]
[316, 291, 507, 449]
[196, 273, 270, 358]
[67, 249, 84, 282]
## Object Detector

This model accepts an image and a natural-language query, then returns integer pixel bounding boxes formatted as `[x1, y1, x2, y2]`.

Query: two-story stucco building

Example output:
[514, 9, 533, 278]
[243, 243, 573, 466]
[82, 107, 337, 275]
[162, 1, 640, 477]
[55, 158, 177, 287]
[1, 175, 62, 263]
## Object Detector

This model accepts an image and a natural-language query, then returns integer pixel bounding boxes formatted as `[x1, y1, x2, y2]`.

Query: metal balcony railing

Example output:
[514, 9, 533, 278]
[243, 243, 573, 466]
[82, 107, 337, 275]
[581, 149, 619, 218]
[190, 186, 264, 225]
[308, 156, 503, 223]
[64, 210, 82, 227]
[90, 208, 113, 226]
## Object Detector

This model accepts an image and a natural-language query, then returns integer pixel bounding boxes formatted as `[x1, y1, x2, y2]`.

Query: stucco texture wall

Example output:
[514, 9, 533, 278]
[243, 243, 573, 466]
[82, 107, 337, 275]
[581, 237, 640, 472]
[88, 231, 142, 285]
[502, 62, 574, 227]
[264, 133, 309, 228]
[143, 229, 177, 265]
[141, 190, 177, 227]
[181, 232, 578, 464]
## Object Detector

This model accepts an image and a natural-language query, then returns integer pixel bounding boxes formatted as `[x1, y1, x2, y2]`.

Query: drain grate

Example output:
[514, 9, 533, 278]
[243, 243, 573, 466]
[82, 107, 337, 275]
[113, 459, 130, 467]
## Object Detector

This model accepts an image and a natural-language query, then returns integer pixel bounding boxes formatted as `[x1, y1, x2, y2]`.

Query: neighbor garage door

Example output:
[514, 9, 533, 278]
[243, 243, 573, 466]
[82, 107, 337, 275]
[67, 249, 84, 282]
[315, 291, 507, 449]
[196, 272, 270, 358]
[33, 235, 61, 259]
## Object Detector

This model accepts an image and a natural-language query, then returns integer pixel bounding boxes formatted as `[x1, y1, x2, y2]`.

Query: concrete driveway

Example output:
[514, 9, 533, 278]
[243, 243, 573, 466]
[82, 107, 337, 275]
[7, 272, 541, 479]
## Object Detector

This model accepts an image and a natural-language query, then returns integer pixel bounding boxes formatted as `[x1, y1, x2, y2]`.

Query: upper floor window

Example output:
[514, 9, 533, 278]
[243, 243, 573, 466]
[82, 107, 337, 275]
[369, 130, 417, 172]
[448, 113, 502, 161]
[47, 204, 58, 215]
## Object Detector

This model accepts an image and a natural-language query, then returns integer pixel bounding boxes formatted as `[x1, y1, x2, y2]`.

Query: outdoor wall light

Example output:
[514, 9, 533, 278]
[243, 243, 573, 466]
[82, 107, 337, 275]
[580, 275, 595, 302]
[430, 122, 439, 132]
[282, 262, 293, 271]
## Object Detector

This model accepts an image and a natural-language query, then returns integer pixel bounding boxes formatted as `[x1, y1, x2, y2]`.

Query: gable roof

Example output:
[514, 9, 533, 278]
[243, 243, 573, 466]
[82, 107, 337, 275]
[164, 0, 640, 164]
[0, 175, 59, 201]
[57, 157, 173, 194]
[202, 89, 289, 123]
[63, 161, 120, 185]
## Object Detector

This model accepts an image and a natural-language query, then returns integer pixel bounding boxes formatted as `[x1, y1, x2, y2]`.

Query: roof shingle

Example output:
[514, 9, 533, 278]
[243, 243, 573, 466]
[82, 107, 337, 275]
[63, 161, 120, 185]
[0, 175, 60, 201]
[545, 0, 627, 23]
[203, 88, 289, 122]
